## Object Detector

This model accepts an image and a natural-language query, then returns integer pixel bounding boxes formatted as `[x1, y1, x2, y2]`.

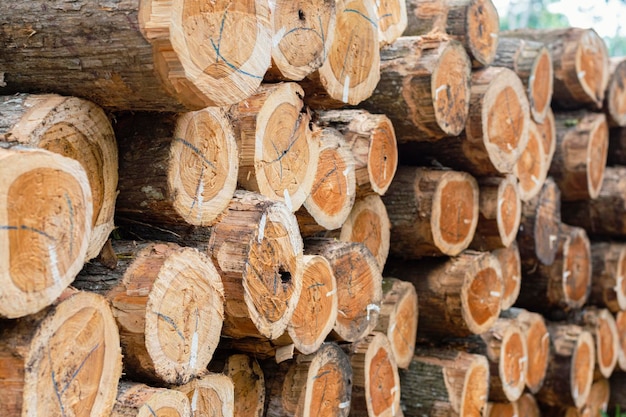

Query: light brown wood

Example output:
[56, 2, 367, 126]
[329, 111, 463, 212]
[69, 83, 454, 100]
[112, 382, 191, 417]
[493, 242, 522, 310]
[514, 118, 550, 202]
[0, 290, 122, 417]
[517, 224, 591, 313]
[570, 308, 619, 379]
[305, 239, 383, 343]
[561, 166, 626, 237]
[605, 57, 626, 126]
[376, 0, 408, 45]
[374, 278, 419, 369]
[114, 108, 238, 228]
[362, 37, 471, 143]
[585, 378, 609, 417]
[0, 94, 117, 260]
[492, 38, 554, 123]
[539, 107, 558, 169]
[386, 251, 502, 338]
[266, 0, 336, 81]
[503, 28, 610, 110]
[315, 109, 398, 195]
[296, 127, 357, 233]
[516, 393, 541, 417]
[469, 175, 522, 251]
[264, 343, 353, 417]
[344, 332, 401, 417]
[0, 147, 92, 318]
[399, 348, 490, 417]
[175, 373, 234, 417]
[616, 310, 626, 371]
[485, 402, 519, 417]
[75, 241, 224, 385]
[405, 0, 500, 67]
[231, 83, 318, 212]
[220, 354, 265, 417]
[536, 324, 595, 410]
[550, 111, 609, 201]
[302, 0, 380, 106]
[0, 0, 272, 110]
[588, 242, 626, 312]
[383, 166, 479, 258]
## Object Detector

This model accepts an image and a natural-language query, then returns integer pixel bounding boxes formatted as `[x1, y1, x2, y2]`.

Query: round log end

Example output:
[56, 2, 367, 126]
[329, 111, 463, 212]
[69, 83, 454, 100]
[465, 0, 500, 67]
[363, 333, 401, 417]
[461, 252, 503, 335]
[586, 113, 609, 200]
[516, 393, 540, 417]
[380, 278, 418, 369]
[486, 402, 519, 417]
[460, 354, 490, 417]
[114, 383, 192, 417]
[562, 226, 592, 309]
[223, 354, 265, 417]
[431, 171, 480, 256]
[366, 115, 398, 195]
[515, 119, 549, 202]
[616, 247, 626, 311]
[287, 255, 338, 355]
[0, 147, 93, 318]
[376, 0, 408, 45]
[586, 378, 610, 417]
[529, 46, 554, 123]
[496, 175, 522, 248]
[529, 177, 561, 265]
[521, 312, 550, 394]
[22, 291, 122, 417]
[538, 107, 557, 168]
[594, 309, 619, 378]
[606, 58, 626, 126]
[616, 311, 626, 371]
[176, 373, 234, 417]
[575, 29, 610, 107]
[571, 330, 595, 409]
[498, 325, 528, 402]
[169, 107, 238, 226]
[145, 246, 225, 384]
[493, 242, 522, 310]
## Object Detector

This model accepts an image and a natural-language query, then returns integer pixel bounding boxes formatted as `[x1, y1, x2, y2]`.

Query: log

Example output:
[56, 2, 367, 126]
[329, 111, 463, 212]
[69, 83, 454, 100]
[113, 108, 238, 228]
[485, 402, 519, 417]
[296, 127, 357, 233]
[608, 125, 626, 165]
[111, 382, 191, 417]
[517, 393, 541, 417]
[361, 37, 472, 143]
[539, 107, 558, 170]
[220, 354, 266, 417]
[175, 373, 234, 417]
[514, 118, 550, 202]
[315, 109, 398, 195]
[386, 251, 503, 338]
[404, 0, 500, 67]
[263, 343, 353, 417]
[501, 309, 551, 395]
[550, 111, 609, 201]
[376, 0, 408, 46]
[605, 58, 626, 126]
[75, 241, 224, 385]
[231, 83, 319, 212]
[0, 290, 122, 417]
[536, 324, 595, 410]
[504, 28, 609, 110]
[493, 242, 522, 310]
[516, 224, 591, 313]
[492, 38, 554, 123]
[265, 0, 336, 81]
[344, 332, 401, 417]
[583, 378, 609, 417]
[517, 177, 562, 267]
[617, 310, 626, 371]
[0, 93, 117, 260]
[561, 167, 626, 237]
[608, 367, 626, 410]
[374, 278, 419, 370]
[0, 147, 92, 318]
[588, 242, 626, 313]
[469, 175, 522, 251]
[383, 166, 479, 258]
[305, 239, 383, 342]
[0, 0, 272, 110]
[399, 348, 490, 417]
[302, 0, 380, 107]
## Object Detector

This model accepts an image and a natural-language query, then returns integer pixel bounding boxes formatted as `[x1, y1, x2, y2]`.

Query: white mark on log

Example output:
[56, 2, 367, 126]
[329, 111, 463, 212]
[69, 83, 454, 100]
[490, 33, 498, 38]
[463, 219, 471, 224]
[258, 214, 267, 242]
[578, 71, 586, 80]
[339, 401, 351, 409]
[326, 289, 337, 297]
[519, 356, 527, 366]
[246, 170, 252, 181]
[549, 234, 558, 248]
[435, 84, 448, 101]
[531, 175, 540, 185]
[390, 322, 396, 333]
[48, 244, 62, 287]
[195, 177, 205, 221]
[366, 304, 380, 321]
[490, 291, 501, 297]
[529, 74, 535, 83]
[141, 185, 164, 200]
[283, 189, 293, 211]
[564, 270, 571, 279]
[512, 275, 520, 282]
[191, 389, 199, 412]
[338, 309, 348, 318]
[541, 332, 550, 345]
[273, 27, 286, 47]
[343, 76, 351, 103]
[614, 275, 624, 293]
[189, 331, 199, 369]
[507, 143, 513, 151]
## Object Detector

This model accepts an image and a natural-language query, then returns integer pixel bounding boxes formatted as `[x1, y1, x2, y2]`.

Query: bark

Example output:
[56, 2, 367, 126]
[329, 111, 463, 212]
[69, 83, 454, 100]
[0, 146, 92, 318]
[0, 290, 122, 417]
[75, 240, 224, 385]
[113, 108, 238, 228]
[385, 251, 502, 338]
[0, 93, 117, 260]
[382, 166, 479, 258]
[493, 242, 522, 310]
[305, 239, 383, 342]
[111, 382, 191, 417]
[363, 37, 471, 143]
[302, 0, 380, 107]
[588, 242, 626, 312]
[315, 109, 398, 195]
[550, 111, 609, 201]
[175, 373, 234, 417]
[604, 57, 626, 126]
[404, 0, 500, 67]
[230, 83, 318, 212]
[514, 118, 550, 202]
[0, 0, 272, 110]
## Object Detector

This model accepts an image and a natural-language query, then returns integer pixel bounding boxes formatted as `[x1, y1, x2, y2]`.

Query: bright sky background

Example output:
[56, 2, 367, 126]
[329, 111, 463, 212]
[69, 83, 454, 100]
[492, 0, 626, 37]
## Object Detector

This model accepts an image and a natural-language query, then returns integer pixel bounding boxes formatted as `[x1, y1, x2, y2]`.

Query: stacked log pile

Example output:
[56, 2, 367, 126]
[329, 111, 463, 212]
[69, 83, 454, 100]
[3, 0, 626, 416]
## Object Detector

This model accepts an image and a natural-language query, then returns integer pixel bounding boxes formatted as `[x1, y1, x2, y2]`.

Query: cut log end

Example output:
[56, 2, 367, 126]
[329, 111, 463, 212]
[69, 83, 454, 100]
[575, 29, 610, 107]
[486, 402, 519, 417]
[562, 226, 592, 309]
[516, 393, 540, 417]
[586, 378, 610, 417]
[112, 383, 191, 417]
[617, 311, 626, 371]
[461, 354, 490, 417]
[366, 115, 398, 195]
[223, 355, 265, 417]
[497, 178, 522, 247]
[586, 114, 609, 199]
[515, 119, 548, 202]
[465, 0, 500, 67]
[606, 58, 626, 126]
[176, 374, 234, 417]
[530, 47, 554, 123]
[431, 172, 480, 256]
[376, 0, 408, 45]
[571, 331, 595, 409]
[287, 255, 338, 355]
[493, 242, 521, 310]
[498, 326, 528, 402]
[538, 107, 557, 168]
[0, 147, 92, 318]
[521, 312, 550, 394]
[462, 253, 503, 334]
[594, 309, 619, 378]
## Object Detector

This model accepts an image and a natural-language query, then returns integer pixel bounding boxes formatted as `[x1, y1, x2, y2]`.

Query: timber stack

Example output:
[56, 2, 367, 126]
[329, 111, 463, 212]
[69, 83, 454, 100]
[3, 0, 626, 416]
